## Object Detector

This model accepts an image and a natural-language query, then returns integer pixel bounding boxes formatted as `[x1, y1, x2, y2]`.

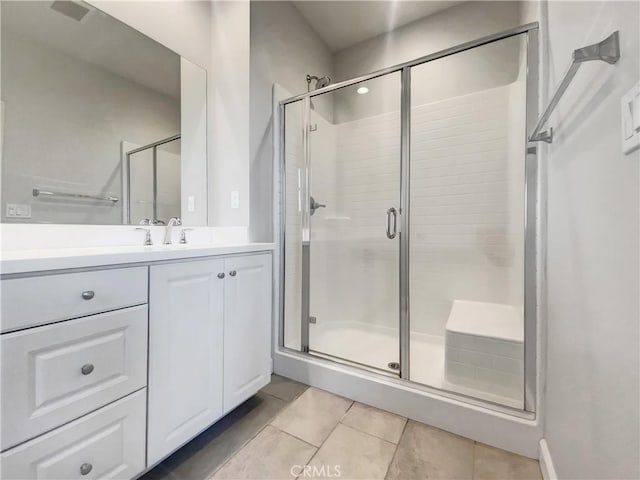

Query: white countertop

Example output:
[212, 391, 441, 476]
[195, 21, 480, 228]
[0, 243, 275, 275]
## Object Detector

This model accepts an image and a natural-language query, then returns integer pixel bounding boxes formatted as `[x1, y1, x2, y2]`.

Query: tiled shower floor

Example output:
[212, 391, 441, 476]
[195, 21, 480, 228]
[142, 375, 542, 480]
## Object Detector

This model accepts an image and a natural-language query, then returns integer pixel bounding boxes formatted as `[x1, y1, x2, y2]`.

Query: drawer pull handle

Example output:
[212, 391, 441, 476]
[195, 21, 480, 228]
[80, 463, 93, 476]
[81, 291, 95, 300]
[81, 364, 94, 375]
[217, 273, 225, 279]
[229, 270, 237, 277]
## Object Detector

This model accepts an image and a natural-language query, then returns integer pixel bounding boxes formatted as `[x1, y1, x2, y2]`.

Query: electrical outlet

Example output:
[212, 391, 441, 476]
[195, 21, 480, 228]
[231, 190, 240, 209]
[187, 195, 196, 212]
[6, 203, 32, 218]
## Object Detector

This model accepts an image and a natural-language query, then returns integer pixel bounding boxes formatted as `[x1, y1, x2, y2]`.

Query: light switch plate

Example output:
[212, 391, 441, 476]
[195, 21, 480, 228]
[231, 190, 239, 209]
[621, 82, 640, 155]
[187, 195, 196, 212]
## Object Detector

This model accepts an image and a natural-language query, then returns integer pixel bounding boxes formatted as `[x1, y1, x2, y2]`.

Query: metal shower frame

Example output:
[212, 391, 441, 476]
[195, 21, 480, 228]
[123, 134, 181, 224]
[277, 22, 540, 415]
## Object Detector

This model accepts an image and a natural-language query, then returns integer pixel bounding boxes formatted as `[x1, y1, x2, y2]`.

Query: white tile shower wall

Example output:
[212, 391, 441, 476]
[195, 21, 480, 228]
[308, 84, 524, 337]
[410, 85, 524, 337]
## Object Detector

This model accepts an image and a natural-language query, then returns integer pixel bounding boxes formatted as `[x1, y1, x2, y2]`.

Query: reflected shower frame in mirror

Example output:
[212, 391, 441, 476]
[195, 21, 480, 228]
[0, 0, 208, 226]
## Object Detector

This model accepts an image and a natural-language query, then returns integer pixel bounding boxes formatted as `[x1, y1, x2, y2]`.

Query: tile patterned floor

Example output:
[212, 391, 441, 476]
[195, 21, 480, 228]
[142, 375, 542, 480]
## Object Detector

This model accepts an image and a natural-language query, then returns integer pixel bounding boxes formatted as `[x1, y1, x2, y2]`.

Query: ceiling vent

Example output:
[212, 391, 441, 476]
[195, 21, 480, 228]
[50, 1, 90, 22]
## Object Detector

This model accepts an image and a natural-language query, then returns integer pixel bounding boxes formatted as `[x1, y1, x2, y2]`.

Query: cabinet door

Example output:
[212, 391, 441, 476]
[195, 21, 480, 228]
[223, 253, 272, 412]
[147, 259, 225, 466]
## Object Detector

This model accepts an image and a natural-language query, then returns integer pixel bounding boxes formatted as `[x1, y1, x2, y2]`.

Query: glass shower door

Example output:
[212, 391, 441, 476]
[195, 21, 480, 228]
[305, 73, 402, 374]
[408, 34, 528, 408]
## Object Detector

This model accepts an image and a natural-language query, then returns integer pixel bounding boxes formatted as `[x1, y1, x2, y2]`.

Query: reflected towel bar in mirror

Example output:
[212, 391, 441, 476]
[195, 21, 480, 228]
[529, 31, 620, 144]
[32, 188, 119, 203]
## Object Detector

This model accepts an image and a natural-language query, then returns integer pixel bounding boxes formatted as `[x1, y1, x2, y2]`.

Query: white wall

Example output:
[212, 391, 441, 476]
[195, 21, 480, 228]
[249, 1, 333, 241]
[541, 1, 640, 478]
[1, 30, 180, 224]
[210, 1, 250, 228]
[332, 2, 524, 124]
[333, 1, 524, 82]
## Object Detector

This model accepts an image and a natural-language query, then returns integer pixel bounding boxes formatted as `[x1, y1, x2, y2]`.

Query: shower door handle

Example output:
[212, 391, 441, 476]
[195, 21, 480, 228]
[386, 207, 397, 239]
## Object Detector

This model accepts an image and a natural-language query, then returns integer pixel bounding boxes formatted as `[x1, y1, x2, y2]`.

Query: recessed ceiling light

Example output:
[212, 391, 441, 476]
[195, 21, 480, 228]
[357, 86, 369, 95]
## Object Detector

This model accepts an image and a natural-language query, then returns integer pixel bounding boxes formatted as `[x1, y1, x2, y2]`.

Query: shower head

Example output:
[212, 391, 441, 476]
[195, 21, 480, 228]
[316, 76, 331, 89]
[306, 74, 332, 92]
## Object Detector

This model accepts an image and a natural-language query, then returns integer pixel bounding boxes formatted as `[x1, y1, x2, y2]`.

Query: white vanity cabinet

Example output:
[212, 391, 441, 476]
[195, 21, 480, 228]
[1, 247, 273, 479]
[146, 252, 273, 465]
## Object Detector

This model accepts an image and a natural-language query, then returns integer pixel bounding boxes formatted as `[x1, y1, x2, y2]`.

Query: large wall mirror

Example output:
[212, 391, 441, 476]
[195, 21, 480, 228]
[1, 0, 207, 225]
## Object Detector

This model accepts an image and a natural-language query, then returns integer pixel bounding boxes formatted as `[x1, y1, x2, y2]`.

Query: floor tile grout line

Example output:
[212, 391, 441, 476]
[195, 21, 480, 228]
[300, 400, 355, 471]
[383, 418, 410, 480]
[261, 378, 310, 403]
[337, 400, 409, 445]
[209, 389, 306, 479]
[273, 424, 325, 451]
[260, 388, 307, 404]
[339, 413, 408, 445]
[472, 440, 478, 480]
[336, 421, 397, 447]
[208, 423, 271, 478]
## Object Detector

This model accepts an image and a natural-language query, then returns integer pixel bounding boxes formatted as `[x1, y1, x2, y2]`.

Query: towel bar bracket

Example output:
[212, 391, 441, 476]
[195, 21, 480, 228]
[529, 31, 620, 144]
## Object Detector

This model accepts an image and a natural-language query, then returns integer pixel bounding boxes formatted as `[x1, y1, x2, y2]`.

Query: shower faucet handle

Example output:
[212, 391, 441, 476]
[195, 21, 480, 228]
[310, 196, 326, 216]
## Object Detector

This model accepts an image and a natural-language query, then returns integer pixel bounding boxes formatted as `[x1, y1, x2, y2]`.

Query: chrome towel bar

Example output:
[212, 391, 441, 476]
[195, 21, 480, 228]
[32, 188, 119, 203]
[529, 31, 621, 143]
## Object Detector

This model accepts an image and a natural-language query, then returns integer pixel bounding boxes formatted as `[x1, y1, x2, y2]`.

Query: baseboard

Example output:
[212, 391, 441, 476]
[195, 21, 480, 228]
[539, 439, 558, 480]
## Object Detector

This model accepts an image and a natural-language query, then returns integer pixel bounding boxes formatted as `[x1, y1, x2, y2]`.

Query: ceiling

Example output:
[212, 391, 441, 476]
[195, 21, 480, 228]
[292, 1, 465, 52]
[2, 1, 180, 100]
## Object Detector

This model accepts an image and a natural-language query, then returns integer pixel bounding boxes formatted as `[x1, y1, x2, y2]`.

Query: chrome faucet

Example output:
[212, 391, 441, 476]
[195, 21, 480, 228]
[163, 217, 182, 245]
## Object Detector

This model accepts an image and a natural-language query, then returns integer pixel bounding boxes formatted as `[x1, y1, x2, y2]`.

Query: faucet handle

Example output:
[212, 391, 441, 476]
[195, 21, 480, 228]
[180, 228, 194, 244]
[135, 227, 153, 246]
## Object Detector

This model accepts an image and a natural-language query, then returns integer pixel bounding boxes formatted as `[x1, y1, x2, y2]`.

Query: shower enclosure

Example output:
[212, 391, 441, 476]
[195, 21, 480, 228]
[278, 24, 539, 413]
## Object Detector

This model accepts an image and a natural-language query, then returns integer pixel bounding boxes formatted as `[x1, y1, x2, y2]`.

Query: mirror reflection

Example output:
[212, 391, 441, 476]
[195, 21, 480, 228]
[1, 1, 206, 225]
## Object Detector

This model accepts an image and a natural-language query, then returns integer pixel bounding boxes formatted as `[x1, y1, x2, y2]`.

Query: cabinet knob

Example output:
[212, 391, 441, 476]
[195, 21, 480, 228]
[80, 463, 93, 476]
[81, 290, 95, 300]
[217, 273, 225, 279]
[229, 270, 237, 277]
[81, 364, 94, 375]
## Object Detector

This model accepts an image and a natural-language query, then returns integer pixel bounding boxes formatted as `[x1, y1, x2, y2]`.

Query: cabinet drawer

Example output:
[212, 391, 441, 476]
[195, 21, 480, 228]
[1, 267, 148, 333]
[1, 390, 146, 480]
[1, 306, 148, 450]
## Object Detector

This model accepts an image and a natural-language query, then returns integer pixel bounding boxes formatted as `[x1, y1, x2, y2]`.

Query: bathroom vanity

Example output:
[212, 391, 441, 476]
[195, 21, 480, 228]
[0, 243, 274, 479]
